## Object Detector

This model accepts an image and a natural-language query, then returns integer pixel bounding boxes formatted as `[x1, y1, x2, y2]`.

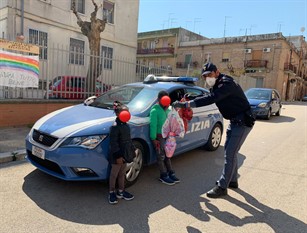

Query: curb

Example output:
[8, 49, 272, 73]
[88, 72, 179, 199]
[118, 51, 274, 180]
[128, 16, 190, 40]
[0, 149, 26, 164]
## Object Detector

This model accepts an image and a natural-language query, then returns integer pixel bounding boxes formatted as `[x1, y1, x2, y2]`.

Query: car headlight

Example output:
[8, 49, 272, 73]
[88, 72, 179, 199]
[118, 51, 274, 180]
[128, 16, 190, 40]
[258, 102, 268, 108]
[61, 135, 107, 149]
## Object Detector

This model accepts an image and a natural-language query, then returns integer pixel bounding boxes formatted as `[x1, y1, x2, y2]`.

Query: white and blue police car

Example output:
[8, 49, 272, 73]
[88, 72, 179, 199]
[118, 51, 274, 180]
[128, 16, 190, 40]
[25, 75, 224, 186]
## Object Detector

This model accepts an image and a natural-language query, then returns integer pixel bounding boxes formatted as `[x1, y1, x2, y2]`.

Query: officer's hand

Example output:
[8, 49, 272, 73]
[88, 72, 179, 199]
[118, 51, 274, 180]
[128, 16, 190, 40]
[116, 157, 124, 164]
[172, 101, 186, 108]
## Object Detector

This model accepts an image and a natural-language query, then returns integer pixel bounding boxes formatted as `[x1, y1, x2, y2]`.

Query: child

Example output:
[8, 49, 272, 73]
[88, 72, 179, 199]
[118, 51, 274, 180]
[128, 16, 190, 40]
[149, 90, 180, 185]
[108, 101, 134, 204]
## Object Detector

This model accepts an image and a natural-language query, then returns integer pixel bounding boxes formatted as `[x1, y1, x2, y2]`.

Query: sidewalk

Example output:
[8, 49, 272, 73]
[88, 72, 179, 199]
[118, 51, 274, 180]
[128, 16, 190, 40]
[0, 126, 31, 163]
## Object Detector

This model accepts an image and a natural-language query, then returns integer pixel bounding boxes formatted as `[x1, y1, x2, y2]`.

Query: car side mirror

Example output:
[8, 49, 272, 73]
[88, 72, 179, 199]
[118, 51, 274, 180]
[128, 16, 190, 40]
[84, 96, 97, 106]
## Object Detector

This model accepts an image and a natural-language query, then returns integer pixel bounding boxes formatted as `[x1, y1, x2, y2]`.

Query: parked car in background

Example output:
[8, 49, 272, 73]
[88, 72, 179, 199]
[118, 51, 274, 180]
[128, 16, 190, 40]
[26, 75, 224, 186]
[245, 88, 282, 120]
[46, 76, 111, 99]
[302, 95, 307, 102]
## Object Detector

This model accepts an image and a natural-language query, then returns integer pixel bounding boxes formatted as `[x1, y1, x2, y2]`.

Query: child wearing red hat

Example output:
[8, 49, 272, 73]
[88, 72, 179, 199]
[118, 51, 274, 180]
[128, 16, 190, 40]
[108, 101, 135, 204]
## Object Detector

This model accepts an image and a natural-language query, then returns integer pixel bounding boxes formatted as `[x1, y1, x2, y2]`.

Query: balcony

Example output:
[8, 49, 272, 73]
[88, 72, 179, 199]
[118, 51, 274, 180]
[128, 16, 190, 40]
[284, 63, 297, 74]
[137, 47, 174, 56]
[244, 60, 268, 68]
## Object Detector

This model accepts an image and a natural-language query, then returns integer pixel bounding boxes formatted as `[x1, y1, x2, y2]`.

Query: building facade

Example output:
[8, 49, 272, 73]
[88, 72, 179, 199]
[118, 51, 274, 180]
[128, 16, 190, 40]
[175, 33, 307, 101]
[137, 28, 207, 77]
[0, 0, 139, 90]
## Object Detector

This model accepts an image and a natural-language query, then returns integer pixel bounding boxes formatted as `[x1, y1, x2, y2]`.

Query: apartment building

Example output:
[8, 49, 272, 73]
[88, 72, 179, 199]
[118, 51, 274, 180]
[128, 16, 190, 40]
[176, 33, 307, 101]
[137, 28, 207, 76]
[0, 0, 139, 88]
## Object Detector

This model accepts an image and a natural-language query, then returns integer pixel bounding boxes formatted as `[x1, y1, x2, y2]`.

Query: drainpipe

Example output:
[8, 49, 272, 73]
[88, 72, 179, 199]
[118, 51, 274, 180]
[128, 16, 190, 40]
[21, 0, 24, 36]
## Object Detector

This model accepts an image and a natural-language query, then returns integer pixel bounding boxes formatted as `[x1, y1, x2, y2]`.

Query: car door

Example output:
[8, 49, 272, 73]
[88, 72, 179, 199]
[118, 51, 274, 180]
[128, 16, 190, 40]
[270, 90, 278, 113]
[271, 90, 281, 113]
[169, 87, 213, 154]
[69, 77, 85, 99]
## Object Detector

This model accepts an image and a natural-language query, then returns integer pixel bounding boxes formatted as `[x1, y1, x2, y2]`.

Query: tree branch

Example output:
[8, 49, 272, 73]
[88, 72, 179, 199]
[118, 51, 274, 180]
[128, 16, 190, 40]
[91, 0, 98, 19]
[72, 0, 83, 24]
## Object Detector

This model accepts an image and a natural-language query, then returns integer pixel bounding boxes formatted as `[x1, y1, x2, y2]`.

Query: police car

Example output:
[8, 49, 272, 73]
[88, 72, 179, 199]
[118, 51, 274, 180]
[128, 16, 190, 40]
[25, 75, 224, 186]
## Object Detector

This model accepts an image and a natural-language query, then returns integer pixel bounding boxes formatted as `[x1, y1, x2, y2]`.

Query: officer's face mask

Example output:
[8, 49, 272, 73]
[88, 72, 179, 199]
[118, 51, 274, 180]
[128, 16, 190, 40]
[206, 77, 216, 87]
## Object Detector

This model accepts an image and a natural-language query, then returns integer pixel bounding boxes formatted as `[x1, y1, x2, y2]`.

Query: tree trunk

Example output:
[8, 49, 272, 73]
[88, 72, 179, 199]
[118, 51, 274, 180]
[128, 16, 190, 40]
[72, 0, 106, 97]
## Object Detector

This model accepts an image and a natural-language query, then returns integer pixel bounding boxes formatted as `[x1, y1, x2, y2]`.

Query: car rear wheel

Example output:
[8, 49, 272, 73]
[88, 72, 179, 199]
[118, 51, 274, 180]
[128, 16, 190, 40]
[125, 140, 144, 187]
[204, 123, 222, 151]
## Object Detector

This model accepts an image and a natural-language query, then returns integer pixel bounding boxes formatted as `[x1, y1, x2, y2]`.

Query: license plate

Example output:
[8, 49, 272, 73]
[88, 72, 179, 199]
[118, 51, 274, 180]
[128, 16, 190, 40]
[32, 145, 45, 159]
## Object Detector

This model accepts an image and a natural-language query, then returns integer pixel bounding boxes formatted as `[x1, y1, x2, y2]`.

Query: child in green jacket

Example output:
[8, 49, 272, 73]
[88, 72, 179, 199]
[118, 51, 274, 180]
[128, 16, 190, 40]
[149, 90, 180, 185]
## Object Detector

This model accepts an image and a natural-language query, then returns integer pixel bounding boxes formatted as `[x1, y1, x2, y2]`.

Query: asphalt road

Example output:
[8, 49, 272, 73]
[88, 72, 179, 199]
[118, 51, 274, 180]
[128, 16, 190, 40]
[0, 103, 306, 233]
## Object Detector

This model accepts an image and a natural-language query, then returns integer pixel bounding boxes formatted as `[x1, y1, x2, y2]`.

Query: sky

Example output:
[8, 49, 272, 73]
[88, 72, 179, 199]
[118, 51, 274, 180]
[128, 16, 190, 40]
[138, 0, 307, 38]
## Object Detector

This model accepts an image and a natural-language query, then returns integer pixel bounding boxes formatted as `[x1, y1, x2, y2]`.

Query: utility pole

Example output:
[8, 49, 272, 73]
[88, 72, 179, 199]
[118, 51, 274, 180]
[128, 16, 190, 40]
[223, 16, 231, 38]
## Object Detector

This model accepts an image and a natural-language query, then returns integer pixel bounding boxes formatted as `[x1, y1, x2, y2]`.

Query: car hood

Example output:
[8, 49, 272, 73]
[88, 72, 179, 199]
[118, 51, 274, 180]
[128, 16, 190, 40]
[247, 98, 269, 106]
[32, 104, 116, 138]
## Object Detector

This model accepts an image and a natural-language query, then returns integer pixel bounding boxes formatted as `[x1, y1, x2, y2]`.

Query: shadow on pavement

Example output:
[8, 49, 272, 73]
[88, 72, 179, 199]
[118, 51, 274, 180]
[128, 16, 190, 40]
[22, 146, 247, 232]
[201, 189, 306, 233]
[256, 115, 295, 124]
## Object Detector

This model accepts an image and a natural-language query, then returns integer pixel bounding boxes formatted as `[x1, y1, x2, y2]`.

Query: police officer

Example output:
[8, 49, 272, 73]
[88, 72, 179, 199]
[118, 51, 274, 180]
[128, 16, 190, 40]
[173, 62, 255, 198]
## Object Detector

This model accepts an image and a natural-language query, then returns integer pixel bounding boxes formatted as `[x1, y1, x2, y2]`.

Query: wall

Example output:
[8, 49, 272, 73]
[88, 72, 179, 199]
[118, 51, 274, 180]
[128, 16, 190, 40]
[0, 100, 81, 127]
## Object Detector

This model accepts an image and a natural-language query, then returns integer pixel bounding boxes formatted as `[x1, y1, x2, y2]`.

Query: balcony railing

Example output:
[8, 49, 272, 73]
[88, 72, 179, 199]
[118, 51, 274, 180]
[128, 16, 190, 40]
[284, 63, 297, 74]
[244, 60, 268, 68]
[137, 47, 174, 55]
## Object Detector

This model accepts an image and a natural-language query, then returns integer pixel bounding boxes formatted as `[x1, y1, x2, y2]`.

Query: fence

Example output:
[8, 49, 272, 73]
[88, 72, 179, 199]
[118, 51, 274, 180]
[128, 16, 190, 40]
[0, 44, 171, 100]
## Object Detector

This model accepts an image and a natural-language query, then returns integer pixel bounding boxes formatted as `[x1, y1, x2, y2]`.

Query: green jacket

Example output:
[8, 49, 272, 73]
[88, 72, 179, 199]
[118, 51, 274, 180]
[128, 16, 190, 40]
[149, 104, 170, 140]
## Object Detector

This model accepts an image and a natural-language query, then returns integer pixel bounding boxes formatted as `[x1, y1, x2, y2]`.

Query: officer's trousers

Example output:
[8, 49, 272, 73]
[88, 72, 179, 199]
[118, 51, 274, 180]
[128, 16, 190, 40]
[218, 121, 252, 189]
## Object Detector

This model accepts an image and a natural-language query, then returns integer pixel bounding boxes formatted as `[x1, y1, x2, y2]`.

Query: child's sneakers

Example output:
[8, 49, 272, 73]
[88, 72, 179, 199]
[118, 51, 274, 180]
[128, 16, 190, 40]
[159, 175, 175, 185]
[116, 190, 134, 201]
[169, 173, 180, 183]
[108, 191, 118, 204]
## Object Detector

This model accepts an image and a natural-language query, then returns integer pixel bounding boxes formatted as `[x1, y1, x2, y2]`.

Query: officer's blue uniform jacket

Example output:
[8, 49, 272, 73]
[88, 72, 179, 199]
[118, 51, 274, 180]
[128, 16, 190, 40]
[193, 74, 250, 120]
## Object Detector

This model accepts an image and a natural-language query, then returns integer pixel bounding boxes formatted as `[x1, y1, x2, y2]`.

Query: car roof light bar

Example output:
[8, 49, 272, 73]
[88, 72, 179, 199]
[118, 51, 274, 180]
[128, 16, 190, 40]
[143, 74, 198, 84]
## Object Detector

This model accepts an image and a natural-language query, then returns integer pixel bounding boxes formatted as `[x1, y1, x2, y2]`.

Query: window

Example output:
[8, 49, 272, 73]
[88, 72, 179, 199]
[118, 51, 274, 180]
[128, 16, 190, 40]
[103, 1, 114, 24]
[69, 38, 85, 65]
[185, 88, 205, 99]
[142, 41, 148, 49]
[71, 0, 85, 14]
[149, 41, 156, 49]
[28, 29, 48, 59]
[101, 46, 113, 69]
[169, 89, 185, 103]
[184, 54, 192, 67]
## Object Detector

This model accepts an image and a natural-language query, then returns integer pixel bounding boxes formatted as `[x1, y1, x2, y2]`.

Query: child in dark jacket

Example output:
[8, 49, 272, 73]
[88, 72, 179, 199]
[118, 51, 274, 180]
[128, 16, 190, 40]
[108, 101, 135, 204]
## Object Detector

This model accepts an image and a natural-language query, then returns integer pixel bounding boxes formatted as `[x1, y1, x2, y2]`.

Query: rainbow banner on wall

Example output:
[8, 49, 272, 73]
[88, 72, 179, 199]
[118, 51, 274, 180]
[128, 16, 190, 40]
[0, 50, 39, 88]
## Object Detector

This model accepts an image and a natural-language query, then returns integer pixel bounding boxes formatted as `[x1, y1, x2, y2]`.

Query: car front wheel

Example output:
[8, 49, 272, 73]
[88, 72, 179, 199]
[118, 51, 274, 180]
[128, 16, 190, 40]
[265, 109, 271, 120]
[205, 123, 222, 151]
[125, 140, 144, 187]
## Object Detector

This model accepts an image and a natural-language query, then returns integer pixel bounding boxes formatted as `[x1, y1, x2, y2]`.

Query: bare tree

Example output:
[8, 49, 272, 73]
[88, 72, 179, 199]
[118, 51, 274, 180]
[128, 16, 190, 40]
[72, 0, 106, 96]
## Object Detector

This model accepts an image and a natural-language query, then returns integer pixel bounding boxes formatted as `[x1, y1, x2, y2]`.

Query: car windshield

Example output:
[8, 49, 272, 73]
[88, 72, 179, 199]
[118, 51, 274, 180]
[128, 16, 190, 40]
[90, 85, 160, 113]
[245, 89, 271, 100]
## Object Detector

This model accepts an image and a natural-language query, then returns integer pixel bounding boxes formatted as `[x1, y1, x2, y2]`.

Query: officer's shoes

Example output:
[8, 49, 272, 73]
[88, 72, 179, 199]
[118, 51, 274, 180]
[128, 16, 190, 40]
[229, 181, 239, 189]
[216, 181, 238, 189]
[206, 185, 227, 198]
